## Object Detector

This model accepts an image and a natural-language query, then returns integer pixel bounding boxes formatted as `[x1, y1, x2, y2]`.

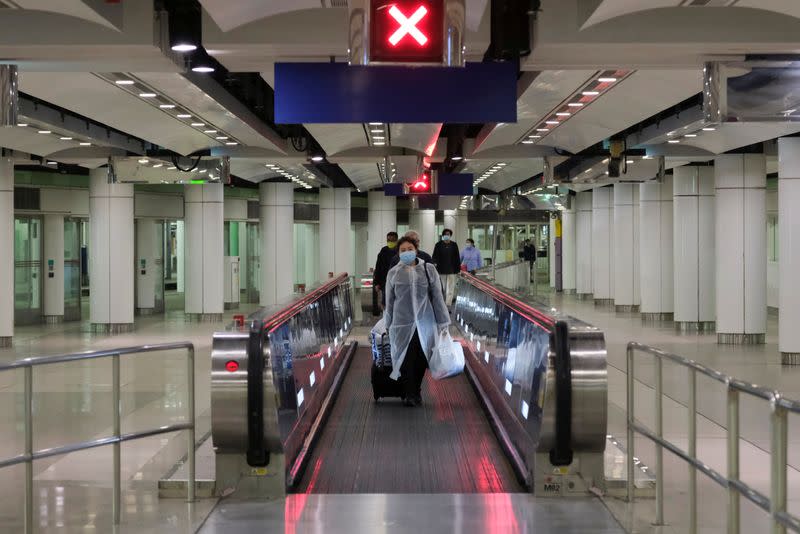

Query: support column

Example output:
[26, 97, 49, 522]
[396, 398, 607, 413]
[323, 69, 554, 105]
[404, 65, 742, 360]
[368, 191, 396, 265]
[0, 158, 13, 346]
[575, 191, 593, 299]
[43, 214, 65, 324]
[184, 183, 224, 321]
[176, 220, 185, 293]
[320, 188, 352, 279]
[136, 219, 158, 315]
[639, 176, 674, 322]
[613, 184, 640, 312]
[592, 187, 613, 306]
[90, 168, 134, 332]
[715, 154, 766, 344]
[562, 203, 576, 294]
[778, 139, 800, 361]
[354, 224, 369, 276]
[673, 166, 716, 332]
[549, 216, 557, 289]
[260, 182, 295, 306]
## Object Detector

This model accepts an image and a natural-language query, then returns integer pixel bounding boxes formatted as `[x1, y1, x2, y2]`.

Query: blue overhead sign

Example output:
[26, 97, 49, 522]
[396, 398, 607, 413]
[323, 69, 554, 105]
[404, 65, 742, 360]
[274, 62, 517, 124]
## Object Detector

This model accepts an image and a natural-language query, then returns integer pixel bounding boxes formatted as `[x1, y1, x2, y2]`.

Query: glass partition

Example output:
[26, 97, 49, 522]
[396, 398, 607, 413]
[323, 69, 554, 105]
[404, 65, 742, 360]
[14, 217, 43, 325]
[64, 218, 81, 321]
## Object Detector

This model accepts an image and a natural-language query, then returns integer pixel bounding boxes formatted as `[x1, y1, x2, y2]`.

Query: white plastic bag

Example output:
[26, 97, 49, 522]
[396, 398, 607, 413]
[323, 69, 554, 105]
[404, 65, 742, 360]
[429, 330, 466, 380]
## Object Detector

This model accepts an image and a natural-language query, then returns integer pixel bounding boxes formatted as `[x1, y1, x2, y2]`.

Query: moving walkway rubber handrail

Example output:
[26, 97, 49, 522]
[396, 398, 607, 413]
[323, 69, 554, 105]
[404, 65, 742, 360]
[261, 273, 349, 334]
[459, 271, 556, 330]
[247, 321, 269, 467]
[550, 320, 573, 466]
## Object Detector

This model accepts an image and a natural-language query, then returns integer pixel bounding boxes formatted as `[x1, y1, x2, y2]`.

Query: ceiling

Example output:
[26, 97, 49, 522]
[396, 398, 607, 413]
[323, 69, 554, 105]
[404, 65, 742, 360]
[2, 1, 800, 196]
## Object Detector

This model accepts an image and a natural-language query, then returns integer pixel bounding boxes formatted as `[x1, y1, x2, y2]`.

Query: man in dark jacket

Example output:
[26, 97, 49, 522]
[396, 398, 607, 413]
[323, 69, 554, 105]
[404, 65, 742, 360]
[432, 228, 461, 306]
[389, 230, 433, 268]
[523, 239, 537, 282]
[372, 231, 398, 313]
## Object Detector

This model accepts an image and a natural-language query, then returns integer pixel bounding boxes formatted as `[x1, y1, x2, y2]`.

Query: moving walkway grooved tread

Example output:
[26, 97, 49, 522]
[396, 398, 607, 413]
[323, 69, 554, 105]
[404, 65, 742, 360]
[295, 346, 522, 494]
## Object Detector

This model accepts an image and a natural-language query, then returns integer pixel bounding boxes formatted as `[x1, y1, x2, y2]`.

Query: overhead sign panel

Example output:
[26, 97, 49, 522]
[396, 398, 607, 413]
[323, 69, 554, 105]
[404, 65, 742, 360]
[370, 0, 444, 64]
[274, 62, 517, 124]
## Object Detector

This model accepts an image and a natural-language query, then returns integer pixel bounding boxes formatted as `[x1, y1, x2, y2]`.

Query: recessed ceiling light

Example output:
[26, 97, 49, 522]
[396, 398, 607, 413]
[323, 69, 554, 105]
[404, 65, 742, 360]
[556, 112, 571, 116]
[139, 93, 157, 98]
[536, 128, 549, 132]
[582, 91, 600, 96]
[215, 136, 229, 140]
[60, 137, 73, 140]
[568, 102, 584, 107]
[702, 127, 716, 131]
[115, 80, 135, 85]
[374, 142, 386, 146]
[370, 129, 383, 134]
[311, 155, 325, 162]
[685, 134, 697, 138]
[626, 160, 634, 164]
[522, 140, 535, 144]
[172, 44, 198, 52]
[225, 142, 238, 146]
[368, 122, 382, 126]
[372, 136, 385, 140]
[192, 66, 215, 73]
[159, 104, 176, 109]
[545, 120, 560, 125]
[643, 155, 652, 159]
[79, 142, 91, 146]
[498, 163, 507, 166]
[153, 163, 163, 168]
[191, 122, 205, 127]
[177, 114, 191, 119]
[138, 159, 149, 164]
[168, 166, 176, 170]
[668, 140, 680, 144]
[598, 77, 617, 83]
[38, 130, 51, 134]
[204, 130, 217, 134]
[17, 123, 28, 127]
[531, 135, 542, 138]
[47, 161, 57, 165]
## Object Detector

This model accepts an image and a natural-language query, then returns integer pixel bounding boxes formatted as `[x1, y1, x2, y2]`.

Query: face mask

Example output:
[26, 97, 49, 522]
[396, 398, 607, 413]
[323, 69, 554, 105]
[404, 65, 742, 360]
[399, 251, 417, 265]
[387, 241, 397, 249]
[442, 235, 451, 242]
[465, 243, 473, 249]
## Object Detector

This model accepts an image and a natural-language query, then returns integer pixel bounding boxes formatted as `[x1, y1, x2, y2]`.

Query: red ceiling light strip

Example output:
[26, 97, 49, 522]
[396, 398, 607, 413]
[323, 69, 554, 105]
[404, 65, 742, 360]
[519, 69, 633, 145]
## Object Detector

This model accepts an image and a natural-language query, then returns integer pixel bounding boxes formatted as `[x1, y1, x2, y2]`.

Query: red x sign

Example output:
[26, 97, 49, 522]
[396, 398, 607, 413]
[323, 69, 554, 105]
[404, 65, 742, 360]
[388, 5, 428, 46]
[370, 0, 444, 64]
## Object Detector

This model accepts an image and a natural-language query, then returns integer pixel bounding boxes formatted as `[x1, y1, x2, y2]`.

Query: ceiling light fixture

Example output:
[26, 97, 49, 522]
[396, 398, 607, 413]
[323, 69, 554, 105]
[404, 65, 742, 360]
[79, 142, 91, 146]
[702, 127, 716, 131]
[139, 93, 157, 98]
[159, 104, 176, 109]
[47, 161, 57, 165]
[556, 112, 571, 116]
[190, 47, 216, 73]
[225, 142, 238, 146]
[545, 120, 559, 125]
[536, 128, 549, 132]
[215, 136, 229, 140]
[17, 123, 28, 127]
[582, 91, 599, 96]
[177, 114, 191, 119]
[668, 140, 680, 144]
[685, 134, 697, 138]
[311, 155, 324, 162]
[191, 122, 205, 127]
[204, 130, 217, 134]
[38, 130, 51, 134]
[138, 159, 149, 164]
[598, 77, 617, 83]
[153, 163, 163, 168]
[60, 137, 73, 140]
[115, 80, 135, 85]
[568, 102, 584, 107]
[172, 44, 197, 52]
[521, 140, 535, 144]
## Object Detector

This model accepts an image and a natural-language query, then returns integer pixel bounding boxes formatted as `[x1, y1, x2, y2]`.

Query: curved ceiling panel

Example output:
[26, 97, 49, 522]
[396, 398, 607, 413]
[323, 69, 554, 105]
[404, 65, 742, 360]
[199, 1, 323, 32]
[475, 70, 596, 153]
[305, 124, 367, 156]
[391, 124, 442, 156]
[11, 0, 122, 30]
[0, 126, 80, 159]
[20, 72, 226, 156]
[682, 123, 800, 155]
[542, 69, 701, 154]
[340, 162, 383, 191]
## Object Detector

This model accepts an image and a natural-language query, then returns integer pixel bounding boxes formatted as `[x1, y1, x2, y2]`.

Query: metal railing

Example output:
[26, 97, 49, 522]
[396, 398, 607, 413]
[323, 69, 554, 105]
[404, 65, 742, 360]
[626, 342, 800, 534]
[0, 342, 196, 533]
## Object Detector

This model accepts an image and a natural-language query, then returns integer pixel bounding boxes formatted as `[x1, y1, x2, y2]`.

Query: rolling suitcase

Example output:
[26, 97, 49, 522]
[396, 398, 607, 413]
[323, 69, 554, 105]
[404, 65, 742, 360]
[370, 331, 404, 401]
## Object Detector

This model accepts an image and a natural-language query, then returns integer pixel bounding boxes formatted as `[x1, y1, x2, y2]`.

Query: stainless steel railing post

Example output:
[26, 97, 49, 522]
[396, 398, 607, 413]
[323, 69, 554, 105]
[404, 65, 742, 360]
[112, 353, 121, 525]
[655, 357, 664, 525]
[727, 386, 740, 534]
[187, 346, 196, 503]
[626, 344, 635, 504]
[771, 399, 787, 534]
[688, 367, 697, 534]
[24, 365, 33, 534]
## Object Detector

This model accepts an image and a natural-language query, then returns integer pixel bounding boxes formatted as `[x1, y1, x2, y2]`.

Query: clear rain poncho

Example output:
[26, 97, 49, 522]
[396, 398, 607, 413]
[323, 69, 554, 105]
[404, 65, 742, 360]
[384, 259, 451, 380]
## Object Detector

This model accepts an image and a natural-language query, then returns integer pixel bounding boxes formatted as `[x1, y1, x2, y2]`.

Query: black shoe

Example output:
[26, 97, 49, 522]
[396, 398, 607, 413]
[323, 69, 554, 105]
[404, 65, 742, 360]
[402, 398, 415, 407]
[412, 395, 422, 406]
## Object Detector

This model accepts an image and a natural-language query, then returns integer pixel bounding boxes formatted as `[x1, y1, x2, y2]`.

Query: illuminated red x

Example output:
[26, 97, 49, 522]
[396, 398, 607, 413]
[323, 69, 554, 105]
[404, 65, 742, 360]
[388, 5, 429, 46]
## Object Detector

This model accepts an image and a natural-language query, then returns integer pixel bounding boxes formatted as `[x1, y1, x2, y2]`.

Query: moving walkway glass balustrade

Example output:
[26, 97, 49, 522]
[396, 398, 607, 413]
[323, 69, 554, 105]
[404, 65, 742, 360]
[14, 217, 42, 325]
[64, 218, 81, 321]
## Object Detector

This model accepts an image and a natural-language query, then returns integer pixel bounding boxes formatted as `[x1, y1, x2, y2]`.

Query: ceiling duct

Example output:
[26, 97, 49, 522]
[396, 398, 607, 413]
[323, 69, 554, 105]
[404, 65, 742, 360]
[0, 65, 18, 127]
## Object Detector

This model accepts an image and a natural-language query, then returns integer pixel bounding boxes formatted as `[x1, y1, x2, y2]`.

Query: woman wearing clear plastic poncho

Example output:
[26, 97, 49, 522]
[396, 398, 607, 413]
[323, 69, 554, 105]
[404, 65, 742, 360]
[384, 236, 450, 407]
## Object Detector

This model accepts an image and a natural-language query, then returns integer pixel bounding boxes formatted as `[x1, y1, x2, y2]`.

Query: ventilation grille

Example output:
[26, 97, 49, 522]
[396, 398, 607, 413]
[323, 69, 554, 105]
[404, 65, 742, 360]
[327, 0, 348, 7]
[683, 0, 734, 6]
[14, 188, 40, 211]
[247, 200, 259, 220]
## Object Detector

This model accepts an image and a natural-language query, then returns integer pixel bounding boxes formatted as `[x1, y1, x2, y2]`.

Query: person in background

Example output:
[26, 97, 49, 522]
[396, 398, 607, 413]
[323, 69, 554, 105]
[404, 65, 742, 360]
[460, 238, 482, 274]
[372, 231, 398, 313]
[523, 238, 537, 282]
[389, 230, 433, 268]
[431, 228, 461, 306]
[384, 236, 450, 407]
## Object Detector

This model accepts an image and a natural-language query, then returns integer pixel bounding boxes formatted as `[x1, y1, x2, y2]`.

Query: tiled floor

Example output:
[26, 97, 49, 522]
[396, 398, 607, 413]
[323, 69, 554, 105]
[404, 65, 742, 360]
[2, 285, 797, 533]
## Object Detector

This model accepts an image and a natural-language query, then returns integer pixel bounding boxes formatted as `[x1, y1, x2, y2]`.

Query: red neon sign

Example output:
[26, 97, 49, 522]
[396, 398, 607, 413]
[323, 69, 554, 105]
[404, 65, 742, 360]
[370, 1, 443, 64]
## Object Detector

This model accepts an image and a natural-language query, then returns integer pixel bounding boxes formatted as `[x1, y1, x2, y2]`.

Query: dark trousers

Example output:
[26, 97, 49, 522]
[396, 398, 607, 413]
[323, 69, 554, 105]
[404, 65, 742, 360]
[400, 330, 428, 399]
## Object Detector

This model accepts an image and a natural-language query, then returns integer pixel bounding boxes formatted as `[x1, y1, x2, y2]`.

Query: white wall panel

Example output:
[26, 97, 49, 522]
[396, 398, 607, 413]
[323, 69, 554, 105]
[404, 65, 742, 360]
[591, 187, 613, 300]
[576, 191, 593, 295]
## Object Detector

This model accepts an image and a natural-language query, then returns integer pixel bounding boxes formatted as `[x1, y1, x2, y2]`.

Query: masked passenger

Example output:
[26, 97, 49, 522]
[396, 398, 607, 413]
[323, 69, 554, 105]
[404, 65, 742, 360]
[384, 236, 450, 407]
[372, 231, 399, 313]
